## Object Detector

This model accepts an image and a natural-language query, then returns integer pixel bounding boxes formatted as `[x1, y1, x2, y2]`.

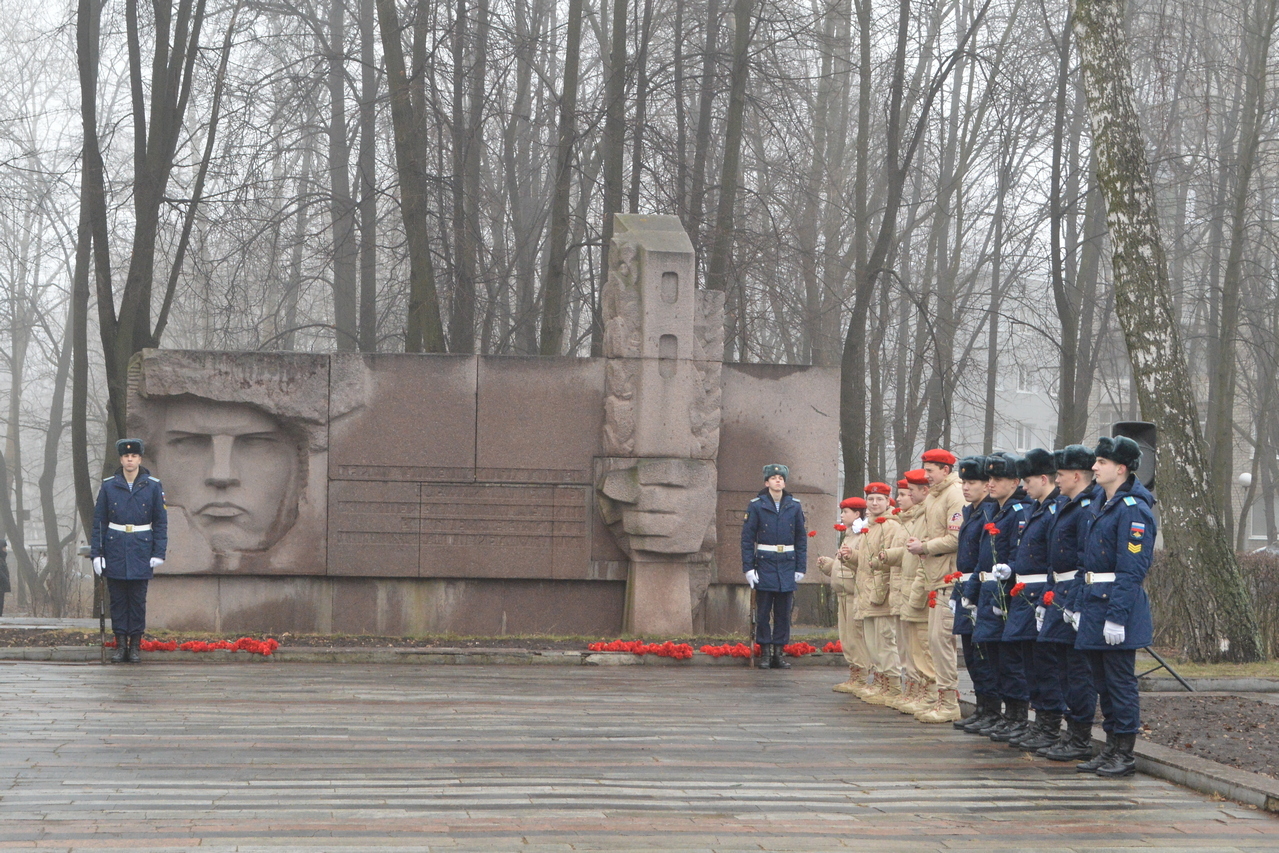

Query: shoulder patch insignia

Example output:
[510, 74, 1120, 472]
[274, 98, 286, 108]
[743, 512, 750, 521]
[750, 497, 761, 503]
[1049, 504, 1058, 514]
[1123, 496, 1137, 506]
[947, 512, 962, 532]
[1013, 503, 1023, 511]
[1081, 498, 1091, 506]
[1130, 522, 1145, 540]
[1128, 542, 1142, 554]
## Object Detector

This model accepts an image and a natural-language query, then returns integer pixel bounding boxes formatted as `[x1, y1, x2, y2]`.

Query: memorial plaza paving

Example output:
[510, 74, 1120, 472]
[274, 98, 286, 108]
[1, 662, 1276, 852]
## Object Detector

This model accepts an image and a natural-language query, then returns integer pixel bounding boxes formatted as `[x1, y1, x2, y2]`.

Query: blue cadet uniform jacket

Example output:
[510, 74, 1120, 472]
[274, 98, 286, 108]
[741, 489, 807, 592]
[91, 467, 168, 581]
[1073, 476, 1156, 651]
[951, 499, 995, 636]
[1002, 489, 1065, 642]
[1038, 483, 1100, 644]
[964, 489, 1032, 643]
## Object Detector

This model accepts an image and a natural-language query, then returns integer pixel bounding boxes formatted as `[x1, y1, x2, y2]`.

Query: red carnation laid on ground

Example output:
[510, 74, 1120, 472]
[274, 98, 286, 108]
[808, 530, 817, 537]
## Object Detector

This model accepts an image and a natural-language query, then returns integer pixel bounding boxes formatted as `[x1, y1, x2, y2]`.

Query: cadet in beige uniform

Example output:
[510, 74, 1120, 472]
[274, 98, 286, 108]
[858, 482, 907, 705]
[907, 448, 967, 722]
[817, 497, 870, 697]
[883, 470, 936, 714]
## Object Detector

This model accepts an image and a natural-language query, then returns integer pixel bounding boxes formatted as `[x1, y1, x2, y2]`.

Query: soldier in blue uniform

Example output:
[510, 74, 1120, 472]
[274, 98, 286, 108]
[961, 452, 1031, 740]
[951, 457, 1000, 733]
[91, 438, 168, 663]
[1070, 436, 1155, 778]
[1036, 444, 1102, 761]
[1003, 448, 1066, 751]
[741, 464, 807, 670]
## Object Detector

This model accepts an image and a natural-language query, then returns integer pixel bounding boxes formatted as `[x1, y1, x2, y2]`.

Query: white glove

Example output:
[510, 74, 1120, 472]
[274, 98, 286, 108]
[991, 605, 1004, 617]
[149, 557, 164, 569]
[1103, 620, 1125, 645]
[92, 557, 104, 576]
[948, 600, 957, 615]
[1035, 606, 1046, 632]
[745, 569, 759, 589]
[992, 563, 1012, 581]
[794, 573, 805, 583]
[1063, 609, 1077, 629]
[961, 597, 972, 608]
[851, 518, 868, 534]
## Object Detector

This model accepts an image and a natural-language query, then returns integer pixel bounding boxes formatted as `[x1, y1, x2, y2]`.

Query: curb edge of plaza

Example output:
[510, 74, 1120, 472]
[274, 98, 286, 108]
[954, 696, 1279, 815]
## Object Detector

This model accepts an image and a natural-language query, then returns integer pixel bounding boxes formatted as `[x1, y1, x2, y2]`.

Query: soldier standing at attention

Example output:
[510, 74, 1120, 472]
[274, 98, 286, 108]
[818, 497, 870, 696]
[857, 483, 906, 705]
[91, 439, 168, 664]
[741, 464, 807, 670]
[1036, 445, 1101, 761]
[880, 470, 935, 715]
[1003, 448, 1066, 751]
[907, 449, 967, 723]
[1072, 436, 1155, 778]
[954, 457, 1000, 733]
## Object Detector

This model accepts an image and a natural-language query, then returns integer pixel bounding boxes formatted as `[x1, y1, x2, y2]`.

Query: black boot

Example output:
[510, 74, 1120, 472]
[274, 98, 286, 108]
[1095, 732, 1137, 777]
[1077, 731, 1117, 772]
[1042, 719, 1094, 761]
[127, 635, 142, 664]
[1015, 711, 1063, 751]
[990, 700, 1028, 742]
[954, 693, 988, 730]
[964, 696, 1001, 734]
[757, 644, 773, 668]
[769, 644, 790, 669]
[110, 634, 127, 664]
[976, 698, 1008, 736]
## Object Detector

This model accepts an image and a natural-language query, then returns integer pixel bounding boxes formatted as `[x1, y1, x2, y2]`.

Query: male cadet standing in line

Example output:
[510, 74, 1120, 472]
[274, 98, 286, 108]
[955, 457, 1001, 732]
[1036, 445, 1102, 761]
[90, 438, 168, 664]
[741, 464, 807, 670]
[907, 449, 967, 723]
[857, 483, 906, 705]
[1071, 436, 1156, 778]
[962, 452, 1031, 739]
[818, 497, 871, 696]
[1003, 448, 1066, 751]
[881, 470, 936, 715]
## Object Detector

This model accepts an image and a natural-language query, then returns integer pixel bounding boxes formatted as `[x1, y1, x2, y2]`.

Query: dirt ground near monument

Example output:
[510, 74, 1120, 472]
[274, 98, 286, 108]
[1141, 693, 1279, 779]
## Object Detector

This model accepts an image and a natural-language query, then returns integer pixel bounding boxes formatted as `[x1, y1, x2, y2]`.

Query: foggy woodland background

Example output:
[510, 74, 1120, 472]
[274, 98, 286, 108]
[1, 0, 1277, 619]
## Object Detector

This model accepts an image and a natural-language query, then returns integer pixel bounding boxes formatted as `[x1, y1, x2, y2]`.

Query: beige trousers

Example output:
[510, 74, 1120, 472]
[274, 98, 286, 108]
[895, 618, 916, 679]
[837, 594, 869, 668]
[904, 619, 935, 681]
[928, 599, 959, 691]
[863, 614, 900, 677]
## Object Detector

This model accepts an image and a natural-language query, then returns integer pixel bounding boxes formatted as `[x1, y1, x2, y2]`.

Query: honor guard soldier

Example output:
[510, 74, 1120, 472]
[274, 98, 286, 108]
[90, 438, 168, 663]
[858, 483, 906, 705]
[818, 497, 871, 696]
[954, 457, 1000, 732]
[961, 452, 1031, 739]
[1071, 436, 1156, 778]
[1036, 445, 1102, 761]
[741, 464, 807, 670]
[1004, 448, 1066, 751]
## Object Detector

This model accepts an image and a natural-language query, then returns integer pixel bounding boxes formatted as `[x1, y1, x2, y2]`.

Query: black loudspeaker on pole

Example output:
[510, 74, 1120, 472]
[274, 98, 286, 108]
[1111, 421, 1156, 493]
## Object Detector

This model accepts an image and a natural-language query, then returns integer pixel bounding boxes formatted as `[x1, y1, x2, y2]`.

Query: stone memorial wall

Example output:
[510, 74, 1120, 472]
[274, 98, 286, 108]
[128, 215, 839, 637]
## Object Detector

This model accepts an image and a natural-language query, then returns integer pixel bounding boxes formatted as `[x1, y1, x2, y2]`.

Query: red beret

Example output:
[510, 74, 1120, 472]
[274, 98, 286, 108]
[897, 478, 909, 489]
[839, 496, 867, 510]
[905, 469, 930, 486]
[921, 448, 957, 466]
[864, 482, 892, 496]
[888, 497, 897, 507]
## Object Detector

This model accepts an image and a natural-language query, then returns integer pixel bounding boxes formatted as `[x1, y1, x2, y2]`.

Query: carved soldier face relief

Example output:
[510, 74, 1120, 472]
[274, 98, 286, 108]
[160, 399, 302, 552]
[597, 457, 716, 556]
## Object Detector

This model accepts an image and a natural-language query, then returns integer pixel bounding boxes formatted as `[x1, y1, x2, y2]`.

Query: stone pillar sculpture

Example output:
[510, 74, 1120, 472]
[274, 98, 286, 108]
[595, 214, 725, 635]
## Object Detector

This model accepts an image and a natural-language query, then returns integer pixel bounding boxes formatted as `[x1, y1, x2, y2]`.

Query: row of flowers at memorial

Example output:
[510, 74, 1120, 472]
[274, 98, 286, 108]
[102, 637, 281, 656]
[587, 640, 825, 659]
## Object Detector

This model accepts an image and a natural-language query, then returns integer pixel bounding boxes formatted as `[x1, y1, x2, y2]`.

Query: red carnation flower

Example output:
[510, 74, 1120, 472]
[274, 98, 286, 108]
[834, 523, 847, 532]
[808, 530, 817, 537]
[984, 522, 999, 535]
[874, 517, 887, 524]
[1042, 590, 1055, 606]
[1010, 582, 1026, 596]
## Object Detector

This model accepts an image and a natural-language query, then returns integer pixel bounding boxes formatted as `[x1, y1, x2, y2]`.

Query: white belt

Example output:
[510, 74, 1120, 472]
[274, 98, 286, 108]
[979, 572, 997, 582]
[1016, 574, 1048, 584]
[757, 544, 795, 553]
[108, 523, 151, 533]
[959, 573, 972, 582]
[1055, 570, 1077, 582]
[1085, 572, 1116, 583]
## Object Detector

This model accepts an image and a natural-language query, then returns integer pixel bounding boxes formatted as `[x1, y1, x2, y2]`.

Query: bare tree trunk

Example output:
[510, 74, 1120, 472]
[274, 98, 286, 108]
[358, 0, 379, 352]
[688, 0, 721, 242]
[327, 0, 360, 350]
[1074, 0, 1264, 662]
[628, 0, 655, 211]
[597, 0, 628, 351]
[982, 150, 1008, 453]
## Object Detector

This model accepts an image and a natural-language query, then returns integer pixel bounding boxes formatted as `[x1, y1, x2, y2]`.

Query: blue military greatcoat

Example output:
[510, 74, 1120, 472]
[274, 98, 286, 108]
[741, 490, 807, 592]
[1038, 484, 1100, 644]
[1073, 476, 1156, 651]
[91, 468, 168, 581]
[963, 490, 1031, 643]
[1002, 489, 1064, 642]
[950, 498, 994, 636]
